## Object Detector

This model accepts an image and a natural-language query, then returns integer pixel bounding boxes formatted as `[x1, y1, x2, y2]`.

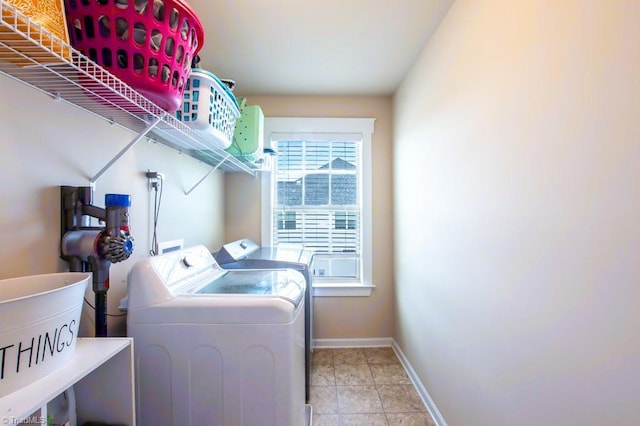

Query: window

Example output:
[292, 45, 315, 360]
[276, 211, 297, 230]
[262, 118, 375, 296]
[335, 212, 357, 230]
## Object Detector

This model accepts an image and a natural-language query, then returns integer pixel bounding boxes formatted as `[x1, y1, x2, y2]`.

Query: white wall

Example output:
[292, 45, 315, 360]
[0, 75, 226, 336]
[393, 1, 640, 425]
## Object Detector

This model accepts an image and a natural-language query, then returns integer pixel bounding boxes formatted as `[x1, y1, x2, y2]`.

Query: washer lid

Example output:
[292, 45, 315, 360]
[192, 269, 304, 307]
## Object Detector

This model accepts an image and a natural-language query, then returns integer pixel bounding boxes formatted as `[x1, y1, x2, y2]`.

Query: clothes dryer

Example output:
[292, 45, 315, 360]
[214, 238, 314, 402]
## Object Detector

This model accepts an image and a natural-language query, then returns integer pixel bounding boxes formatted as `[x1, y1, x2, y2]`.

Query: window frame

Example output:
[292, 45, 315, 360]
[261, 117, 375, 297]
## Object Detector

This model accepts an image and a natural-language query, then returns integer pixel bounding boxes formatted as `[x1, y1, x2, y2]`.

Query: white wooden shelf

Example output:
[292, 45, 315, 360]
[0, 0, 258, 176]
[0, 338, 135, 425]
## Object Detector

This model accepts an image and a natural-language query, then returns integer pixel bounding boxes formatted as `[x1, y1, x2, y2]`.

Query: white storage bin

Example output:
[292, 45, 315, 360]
[0, 272, 90, 398]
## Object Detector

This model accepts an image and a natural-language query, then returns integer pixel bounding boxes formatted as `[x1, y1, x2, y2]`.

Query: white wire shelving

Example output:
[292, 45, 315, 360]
[0, 0, 258, 178]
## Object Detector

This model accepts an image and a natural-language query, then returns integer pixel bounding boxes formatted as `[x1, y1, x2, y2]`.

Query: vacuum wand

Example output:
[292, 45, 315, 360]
[60, 187, 134, 337]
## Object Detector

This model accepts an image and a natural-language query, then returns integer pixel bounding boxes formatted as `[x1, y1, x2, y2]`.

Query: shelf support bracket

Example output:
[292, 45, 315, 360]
[90, 114, 166, 185]
[184, 153, 232, 196]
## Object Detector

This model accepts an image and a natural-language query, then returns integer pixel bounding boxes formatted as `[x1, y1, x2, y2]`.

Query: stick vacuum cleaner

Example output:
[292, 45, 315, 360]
[60, 186, 134, 337]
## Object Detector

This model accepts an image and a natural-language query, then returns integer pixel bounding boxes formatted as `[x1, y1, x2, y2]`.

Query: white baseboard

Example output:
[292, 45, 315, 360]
[313, 337, 394, 348]
[391, 341, 447, 426]
[312, 337, 447, 426]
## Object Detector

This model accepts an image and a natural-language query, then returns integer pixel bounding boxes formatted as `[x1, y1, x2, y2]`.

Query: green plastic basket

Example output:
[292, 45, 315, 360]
[226, 97, 264, 162]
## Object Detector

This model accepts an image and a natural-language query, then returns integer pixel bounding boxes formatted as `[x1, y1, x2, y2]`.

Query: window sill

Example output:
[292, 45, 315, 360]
[312, 284, 374, 297]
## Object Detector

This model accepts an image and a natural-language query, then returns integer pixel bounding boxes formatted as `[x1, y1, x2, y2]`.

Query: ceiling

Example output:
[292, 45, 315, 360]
[186, 0, 453, 96]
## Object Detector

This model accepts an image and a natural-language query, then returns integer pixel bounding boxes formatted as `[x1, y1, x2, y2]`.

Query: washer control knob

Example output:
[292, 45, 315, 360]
[182, 255, 195, 268]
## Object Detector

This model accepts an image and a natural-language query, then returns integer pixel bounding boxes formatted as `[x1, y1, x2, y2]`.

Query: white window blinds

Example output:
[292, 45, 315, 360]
[262, 117, 374, 293]
[271, 133, 363, 280]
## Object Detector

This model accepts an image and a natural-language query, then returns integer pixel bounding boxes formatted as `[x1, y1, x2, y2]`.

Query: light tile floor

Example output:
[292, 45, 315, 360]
[310, 347, 436, 426]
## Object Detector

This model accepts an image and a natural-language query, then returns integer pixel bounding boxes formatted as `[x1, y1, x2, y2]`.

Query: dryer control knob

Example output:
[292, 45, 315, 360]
[182, 255, 195, 267]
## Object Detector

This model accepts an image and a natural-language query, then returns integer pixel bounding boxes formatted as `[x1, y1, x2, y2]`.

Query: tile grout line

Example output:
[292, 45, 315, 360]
[311, 347, 435, 424]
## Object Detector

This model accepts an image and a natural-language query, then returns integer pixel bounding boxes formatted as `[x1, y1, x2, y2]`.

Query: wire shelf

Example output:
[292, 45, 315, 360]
[0, 0, 257, 175]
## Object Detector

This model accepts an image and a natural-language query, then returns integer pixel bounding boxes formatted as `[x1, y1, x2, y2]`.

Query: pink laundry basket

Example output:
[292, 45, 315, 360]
[63, 0, 204, 112]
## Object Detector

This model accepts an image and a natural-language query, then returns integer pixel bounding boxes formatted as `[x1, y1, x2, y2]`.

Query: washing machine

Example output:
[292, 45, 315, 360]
[214, 238, 314, 402]
[125, 245, 307, 426]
